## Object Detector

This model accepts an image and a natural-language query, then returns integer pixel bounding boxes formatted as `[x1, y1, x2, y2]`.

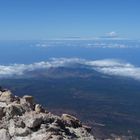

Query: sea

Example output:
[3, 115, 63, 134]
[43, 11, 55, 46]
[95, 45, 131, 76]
[0, 39, 140, 66]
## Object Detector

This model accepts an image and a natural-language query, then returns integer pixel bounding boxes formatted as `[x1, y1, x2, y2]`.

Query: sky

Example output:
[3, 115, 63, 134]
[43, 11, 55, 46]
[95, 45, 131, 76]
[0, 0, 140, 40]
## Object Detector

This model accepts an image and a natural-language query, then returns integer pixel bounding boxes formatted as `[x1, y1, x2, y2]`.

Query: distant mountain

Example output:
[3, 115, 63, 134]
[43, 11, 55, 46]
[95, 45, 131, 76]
[24, 66, 103, 79]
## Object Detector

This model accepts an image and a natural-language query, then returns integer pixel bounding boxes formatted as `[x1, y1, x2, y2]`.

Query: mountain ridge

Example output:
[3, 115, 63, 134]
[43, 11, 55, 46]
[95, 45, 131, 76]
[0, 88, 95, 140]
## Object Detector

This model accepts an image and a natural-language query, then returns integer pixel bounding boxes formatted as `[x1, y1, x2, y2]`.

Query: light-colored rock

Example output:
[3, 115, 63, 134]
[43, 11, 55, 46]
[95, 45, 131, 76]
[0, 129, 10, 140]
[15, 127, 31, 137]
[0, 89, 95, 140]
[23, 112, 43, 128]
[8, 119, 30, 137]
[8, 119, 16, 136]
[35, 104, 44, 113]
[0, 90, 14, 103]
[22, 95, 34, 105]
[20, 95, 34, 112]
[0, 102, 7, 107]
[0, 91, 3, 96]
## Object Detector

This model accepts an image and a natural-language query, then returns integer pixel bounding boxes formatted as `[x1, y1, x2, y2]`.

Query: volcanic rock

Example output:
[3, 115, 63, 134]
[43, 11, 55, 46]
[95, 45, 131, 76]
[0, 89, 95, 140]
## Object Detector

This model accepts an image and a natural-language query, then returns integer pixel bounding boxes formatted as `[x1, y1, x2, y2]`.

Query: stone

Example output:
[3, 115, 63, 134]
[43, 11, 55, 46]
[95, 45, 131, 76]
[0, 90, 14, 103]
[15, 119, 25, 128]
[15, 127, 31, 136]
[47, 123, 62, 133]
[8, 119, 16, 136]
[23, 95, 34, 105]
[5, 104, 25, 117]
[20, 95, 34, 112]
[0, 102, 7, 107]
[0, 107, 4, 119]
[82, 125, 92, 133]
[0, 91, 3, 96]
[0, 89, 94, 140]
[61, 114, 82, 128]
[20, 100, 33, 112]
[0, 129, 10, 140]
[23, 112, 43, 128]
[35, 104, 44, 113]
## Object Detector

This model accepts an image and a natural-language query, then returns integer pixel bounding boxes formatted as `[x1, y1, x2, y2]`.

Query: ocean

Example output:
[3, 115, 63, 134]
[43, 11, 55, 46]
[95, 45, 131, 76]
[0, 39, 140, 66]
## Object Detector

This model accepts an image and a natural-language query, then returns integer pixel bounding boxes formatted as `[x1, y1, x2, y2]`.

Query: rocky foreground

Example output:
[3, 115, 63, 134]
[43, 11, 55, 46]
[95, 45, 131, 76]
[0, 89, 95, 140]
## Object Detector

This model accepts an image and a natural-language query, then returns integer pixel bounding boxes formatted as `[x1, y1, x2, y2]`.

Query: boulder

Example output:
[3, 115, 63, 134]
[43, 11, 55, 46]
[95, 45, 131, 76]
[20, 95, 34, 112]
[35, 104, 44, 113]
[0, 129, 10, 140]
[8, 119, 16, 136]
[23, 112, 43, 128]
[0, 90, 14, 103]
[61, 114, 82, 128]
[15, 119, 25, 128]
[15, 127, 31, 136]
[5, 104, 25, 118]
[0, 102, 7, 107]
[22, 95, 34, 105]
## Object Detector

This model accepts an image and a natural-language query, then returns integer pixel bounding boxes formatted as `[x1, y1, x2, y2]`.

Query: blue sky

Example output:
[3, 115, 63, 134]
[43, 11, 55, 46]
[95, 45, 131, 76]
[0, 0, 140, 40]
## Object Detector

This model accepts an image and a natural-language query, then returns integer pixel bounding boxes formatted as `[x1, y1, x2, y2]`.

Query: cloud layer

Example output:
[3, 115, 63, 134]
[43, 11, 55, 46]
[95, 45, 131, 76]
[35, 40, 140, 49]
[0, 58, 140, 80]
[105, 31, 118, 38]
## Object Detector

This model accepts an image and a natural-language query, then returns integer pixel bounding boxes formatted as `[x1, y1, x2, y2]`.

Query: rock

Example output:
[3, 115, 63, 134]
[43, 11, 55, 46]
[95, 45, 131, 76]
[0, 91, 3, 96]
[35, 104, 44, 113]
[0, 129, 10, 140]
[20, 95, 34, 112]
[0, 90, 14, 103]
[5, 104, 25, 118]
[0, 107, 4, 119]
[0, 88, 95, 140]
[15, 119, 25, 128]
[23, 112, 43, 128]
[61, 114, 82, 128]
[8, 119, 16, 136]
[15, 127, 31, 136]
[82, 125, 92, 133]
[23, 95, 34, 105]
[47, 123, 62, 133]
[20, 100, 33, 112]
[0, 102, 7, 107]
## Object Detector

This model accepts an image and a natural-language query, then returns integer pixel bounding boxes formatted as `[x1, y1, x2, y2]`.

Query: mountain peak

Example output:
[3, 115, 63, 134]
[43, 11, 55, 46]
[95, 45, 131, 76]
[0, 89, 95, 140]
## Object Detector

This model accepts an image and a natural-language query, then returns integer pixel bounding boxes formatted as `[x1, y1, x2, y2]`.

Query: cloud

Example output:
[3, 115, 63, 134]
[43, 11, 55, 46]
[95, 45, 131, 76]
[106, 31, 118, 38]
[85, 59, 140, 80]
[0, 58, 140, 80]
[0, 58, 84, 77]
[99, 31, 121, 40]
[34, 39, 134, 49]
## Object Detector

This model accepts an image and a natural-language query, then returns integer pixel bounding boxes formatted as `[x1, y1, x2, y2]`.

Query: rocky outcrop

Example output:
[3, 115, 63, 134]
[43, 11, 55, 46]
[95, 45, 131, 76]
[0, 89, 95, 140]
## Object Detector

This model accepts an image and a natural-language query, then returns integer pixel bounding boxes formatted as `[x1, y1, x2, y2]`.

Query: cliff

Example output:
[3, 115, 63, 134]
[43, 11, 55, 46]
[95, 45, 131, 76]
[0, 89, 95, 140]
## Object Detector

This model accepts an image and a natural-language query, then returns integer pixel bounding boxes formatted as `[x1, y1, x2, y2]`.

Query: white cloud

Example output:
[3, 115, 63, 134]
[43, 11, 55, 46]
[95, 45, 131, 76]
[0, 58, 140, 80]
[0, 58, 84, 77]
[85, 59, 140, 79]
[106, 31, 118, 38]
[34, 39, 133, 49]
